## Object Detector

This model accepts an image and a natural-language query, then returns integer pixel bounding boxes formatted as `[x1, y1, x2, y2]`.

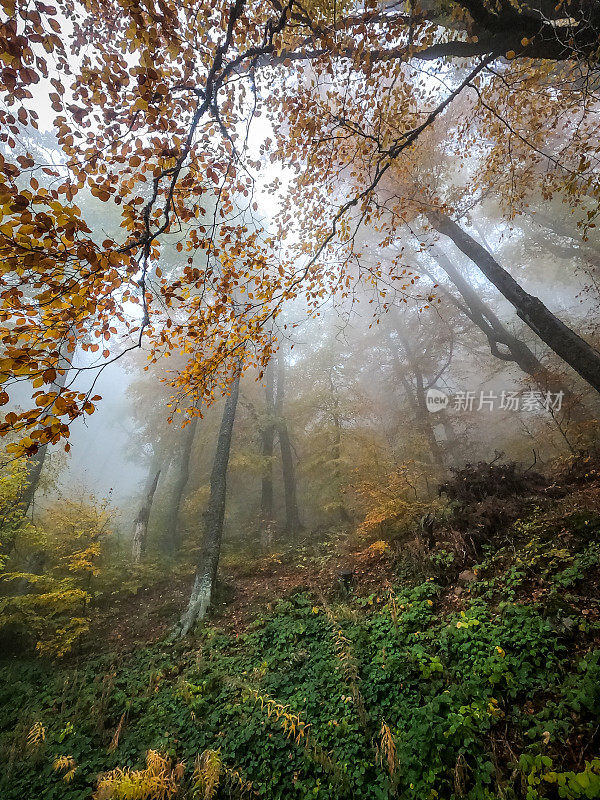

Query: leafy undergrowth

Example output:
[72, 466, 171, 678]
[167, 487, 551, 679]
[2, 461, 600, 799]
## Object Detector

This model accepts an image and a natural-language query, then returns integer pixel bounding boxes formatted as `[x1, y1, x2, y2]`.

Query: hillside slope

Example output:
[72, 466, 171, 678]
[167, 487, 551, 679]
[1, 458, 600, 800]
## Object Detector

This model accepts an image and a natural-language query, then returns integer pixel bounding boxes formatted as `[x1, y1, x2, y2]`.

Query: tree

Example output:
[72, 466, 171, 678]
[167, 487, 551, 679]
[390, 318, 446, 471]
[326, 363, 352, 525]
[175, 371, 241, 636]
[259, 359, 276, 523]
[132, 464, 162, 563]
[3, 0, 600, 463]
[4, 0, 600, 632]
[275, 351, 303, 536]
[427, 211, 600, 394]
[161, 417, 198, 556]
[421, 244, 591, 429]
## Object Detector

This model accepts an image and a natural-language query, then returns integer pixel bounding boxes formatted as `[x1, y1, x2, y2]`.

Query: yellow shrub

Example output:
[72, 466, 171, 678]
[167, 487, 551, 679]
[0, 471, 112, 657]
[95, 750, 184, 800]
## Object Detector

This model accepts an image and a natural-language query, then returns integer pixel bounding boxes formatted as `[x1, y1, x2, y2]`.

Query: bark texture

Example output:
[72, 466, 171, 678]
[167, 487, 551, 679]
[176, 372, 240, 637]
[132, 466, 162, 563]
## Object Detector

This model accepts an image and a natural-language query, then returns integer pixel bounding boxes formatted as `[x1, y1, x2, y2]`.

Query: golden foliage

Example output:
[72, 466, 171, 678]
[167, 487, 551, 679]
[244, 686, 345, 784]
[0, 484, 111, 657]
[368, 540, 390, 555]
[94, 748, 252, 800]
[94, 750, 184, 800]
[53, 754, 77, 782]
[0, 0, 595, 460]
[249, 690, 311, 744]
[378, 722, 397, 777]
[26, 721, 46, 748]
[192, 749, 221, 800]
[192, 748, 253, 799]
[356, 465, 429, 538]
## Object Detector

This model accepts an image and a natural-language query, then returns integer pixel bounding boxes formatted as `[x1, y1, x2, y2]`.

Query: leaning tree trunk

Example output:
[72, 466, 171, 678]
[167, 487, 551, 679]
[428, 246, 542, 375]
[276, 351, 303, 536]
[132, 465, 162, 563]
[428, 211, 600, 394]
[161, 417, 198, 556]
[429, 244, 593, 436]
[260, 359, 276, 521]
[427, 246, 591, 425]
[175, 372, 241, 637]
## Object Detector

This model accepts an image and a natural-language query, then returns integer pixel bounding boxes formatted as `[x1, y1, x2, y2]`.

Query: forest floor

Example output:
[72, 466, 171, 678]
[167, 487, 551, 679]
[2, 454, 600, 800]
[89, 532, 399, 651]
[93, 454, 600, 651]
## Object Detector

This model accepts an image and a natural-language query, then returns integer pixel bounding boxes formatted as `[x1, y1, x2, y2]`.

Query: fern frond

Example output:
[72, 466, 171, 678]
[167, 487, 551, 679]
[94, 750, 184, 800]
[27, 721, 46, 747]
[379, 722, 397, 776]
[53, 754, 77, 782]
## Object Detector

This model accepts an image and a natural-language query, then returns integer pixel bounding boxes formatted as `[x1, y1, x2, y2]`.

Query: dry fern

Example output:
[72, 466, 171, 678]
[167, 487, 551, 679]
[322, 603, 369, 728]
[245, 687, 345, 788]
[107, 711, 126, 753]
[378, 722, 397, 776]
[249, 690, 311, 743]
[53, 754, 77, 783]
[94, 749, 184, 800]
[27, 721, 46, 748]
[192, 749, 222, 800]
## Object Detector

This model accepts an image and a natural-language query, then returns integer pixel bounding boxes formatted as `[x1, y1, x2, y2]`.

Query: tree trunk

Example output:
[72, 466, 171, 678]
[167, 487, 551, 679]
[161, 417, 198, 556]
[276, 351, 303, 536]
[328, 370, 352, 525]
[260, 359, 276, 521]
[424, 248, 590, 431]
[428, 246, 542, 375]
[132, 465, 162, 563]
[428, 211, 600, 395]
[175, 372, 241, 637]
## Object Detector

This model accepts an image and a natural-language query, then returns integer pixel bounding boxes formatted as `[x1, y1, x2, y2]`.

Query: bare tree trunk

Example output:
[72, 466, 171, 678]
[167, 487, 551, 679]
[161, 417, 198, 556]
[175, 372, 240, 637]
[260, 359, 276, 521]
[276, 351, 303, 536]
[428, 211, 600, 394]
[428, 246, 543, 375]
[427, 245, 590, 433]
[132, 465, 162, 563]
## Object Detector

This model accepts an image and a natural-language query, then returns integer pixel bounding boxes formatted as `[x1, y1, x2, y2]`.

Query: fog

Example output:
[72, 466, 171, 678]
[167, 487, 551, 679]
[9, 183, 600, 543]
[3, 6, 600, 794]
